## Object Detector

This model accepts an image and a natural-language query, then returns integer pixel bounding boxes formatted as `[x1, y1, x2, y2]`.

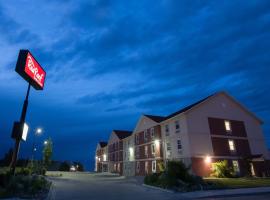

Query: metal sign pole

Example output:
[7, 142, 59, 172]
[10, 83, 31, 175]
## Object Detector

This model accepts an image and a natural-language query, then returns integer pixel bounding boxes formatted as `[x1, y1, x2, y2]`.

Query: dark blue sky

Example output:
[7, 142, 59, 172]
[0, 0, 270, 170]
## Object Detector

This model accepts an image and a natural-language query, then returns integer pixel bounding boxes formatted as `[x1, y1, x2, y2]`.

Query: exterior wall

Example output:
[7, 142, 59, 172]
[108, 132, 124, 175]
[160, 114, 192, 167]
[123, 135, 135, 176]
[95, 145, 108, 172]
[186, 93, 268, 159]
[185, 93, 269, 177]
[133, 116, 164, 176]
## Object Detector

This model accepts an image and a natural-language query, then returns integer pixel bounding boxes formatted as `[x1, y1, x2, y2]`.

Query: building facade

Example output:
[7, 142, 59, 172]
[94, 91, 270, 177]
[95, 142, 108, 172]
[108, 130, 132, 175]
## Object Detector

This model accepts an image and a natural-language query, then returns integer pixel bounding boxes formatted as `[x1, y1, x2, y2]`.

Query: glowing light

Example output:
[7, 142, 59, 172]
[154, 140, 160, 146]
[22, 123, 29, 141]
[204, 155, 212, 164]
[95, 156, 98, 159]
[103, 154, 107, 161]
[36, 128, 42, 134]
[44, 140, 48, 145]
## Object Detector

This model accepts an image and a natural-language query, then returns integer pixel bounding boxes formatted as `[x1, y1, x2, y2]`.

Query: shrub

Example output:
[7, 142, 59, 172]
[211, 160, 234, 178]
[167, 160, 193, 183]
[144, 173, 159, 186]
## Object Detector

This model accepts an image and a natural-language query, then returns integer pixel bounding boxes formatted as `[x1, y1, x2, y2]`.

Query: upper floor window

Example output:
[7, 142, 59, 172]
[165, 124, 169, 136]
[167, 142, 171, 151]
[135, 146, 140, 158]
[177, 140, 182, 150]
[151, 143, 155, 154]
[175, 120, 180, 133]
[136, 161, 140, 172]
[225, 120, 232, 132]
[144, 130, 148, 141]
[228, 139, 236, 152]
[145, 145, 148, 156]
[136, 134, 139, 144]
[150, 127, 155, 138]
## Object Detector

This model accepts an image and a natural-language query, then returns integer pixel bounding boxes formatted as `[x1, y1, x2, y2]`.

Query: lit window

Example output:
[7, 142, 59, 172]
[165, 124, 169, 136]
[225, 120, 231, 132]
[152, 160, 156, 173]
[103, 154, 107, 161]
[175, 120, 180, 133]
[177, 140, 182, 150]
[150, 127, 155, 138]
[167, 142, 171, 151]
[228, 140, 236, 152]
[151, 144, 155, 154]
[145, 145, 148, 156]
[232, 160, 240, 173]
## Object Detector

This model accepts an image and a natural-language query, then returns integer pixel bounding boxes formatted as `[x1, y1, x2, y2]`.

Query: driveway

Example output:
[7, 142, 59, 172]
[47, 172, 270, 200]
[47, 172, 182, 200]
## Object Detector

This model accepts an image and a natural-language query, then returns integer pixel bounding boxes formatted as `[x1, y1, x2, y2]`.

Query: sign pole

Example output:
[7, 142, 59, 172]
[10, 83, 31, 175]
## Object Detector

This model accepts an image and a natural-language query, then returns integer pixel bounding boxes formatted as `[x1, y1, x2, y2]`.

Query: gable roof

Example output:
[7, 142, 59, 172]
[144, 114, 166, 123]
[99, 141, 107, 148]
[164, 94, 214, 120]
[113, 130, 132, 140]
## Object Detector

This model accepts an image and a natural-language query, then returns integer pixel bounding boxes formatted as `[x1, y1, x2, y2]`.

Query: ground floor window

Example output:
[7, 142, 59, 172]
[152, 160, 156, 173]
[232, 160, 240, 173]
[145, 161, 148, 174]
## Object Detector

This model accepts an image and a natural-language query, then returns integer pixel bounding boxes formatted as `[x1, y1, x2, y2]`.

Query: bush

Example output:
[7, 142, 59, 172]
[144, 173, 159, 186]
[211, 160, 234, 178]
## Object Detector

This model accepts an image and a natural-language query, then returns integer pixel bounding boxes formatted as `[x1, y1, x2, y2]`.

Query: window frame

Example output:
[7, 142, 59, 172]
[152, 160, 156, 173]
[150, 127, 155, 138]
[228, 139, 236, 152]
[151, 143, 155, 154]
[175, 120, 180, 133]
[177, 139, 182, 150]
[225, 120, 232, 132]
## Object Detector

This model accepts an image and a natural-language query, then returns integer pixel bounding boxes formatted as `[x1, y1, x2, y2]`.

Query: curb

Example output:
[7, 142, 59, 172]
[181, 187, 270, 199]
[45, 182, 55, 200]
[142, 184, 174, 193]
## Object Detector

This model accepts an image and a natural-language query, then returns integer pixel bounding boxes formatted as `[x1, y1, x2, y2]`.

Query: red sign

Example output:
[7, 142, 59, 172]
[24, 53, 45, 88]
[15, 50, 46, 90]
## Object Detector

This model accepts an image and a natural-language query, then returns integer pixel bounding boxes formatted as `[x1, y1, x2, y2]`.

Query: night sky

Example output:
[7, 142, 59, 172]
[0, 0, 270, 170]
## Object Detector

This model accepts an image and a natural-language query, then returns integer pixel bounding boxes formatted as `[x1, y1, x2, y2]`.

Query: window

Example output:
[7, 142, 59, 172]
[152, 161, 156, 173]
[228, 140, 236, 152]
[232, 160, 240, 173]
[150, 127, 155, 138]
[165, 124, 169, 136]
[135, 147, 140, 158]
[175, 120, 180, 133]
[151, 144, 155, 154]
[167, 142, 171, 151]
[177, 140, 182, 150]
[136, 162, 140, 172]
[145, 161, 148, 173]
[145, 145, 148, 156]
[103, 154, 107, 161]
[136, 134, 139, 144]
[225, 120, 231, 132]
[144, 130, 148, 142]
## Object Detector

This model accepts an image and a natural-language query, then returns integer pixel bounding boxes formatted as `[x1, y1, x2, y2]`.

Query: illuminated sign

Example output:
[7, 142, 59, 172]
[15, 50, 46, 90]
[22, 123, 29, 141]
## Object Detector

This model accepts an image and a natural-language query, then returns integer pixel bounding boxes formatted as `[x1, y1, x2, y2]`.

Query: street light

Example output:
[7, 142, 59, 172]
[31, 127, 43, 168]
[44, 140, 48, 145]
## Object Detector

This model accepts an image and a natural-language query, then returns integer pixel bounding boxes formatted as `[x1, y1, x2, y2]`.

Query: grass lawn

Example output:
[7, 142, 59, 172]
[204, 177, 270, 189]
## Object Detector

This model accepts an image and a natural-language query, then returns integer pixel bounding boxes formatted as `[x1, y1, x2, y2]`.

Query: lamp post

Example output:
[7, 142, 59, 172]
[31, 128, 43, 168]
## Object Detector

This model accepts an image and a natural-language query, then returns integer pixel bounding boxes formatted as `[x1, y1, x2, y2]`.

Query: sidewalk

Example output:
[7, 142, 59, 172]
[181, 186, 270, 199]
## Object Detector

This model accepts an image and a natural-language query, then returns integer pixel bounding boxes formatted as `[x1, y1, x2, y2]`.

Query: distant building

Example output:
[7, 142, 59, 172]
[94, 91, 270, 177]
[95, 141, 108, 172]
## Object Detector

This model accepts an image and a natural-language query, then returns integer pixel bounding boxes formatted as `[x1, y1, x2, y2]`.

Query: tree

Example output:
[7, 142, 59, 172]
[43, 138, 53, 169]
[211, 160, 234, 178]
[3, 148, 13, 166]
[59, 161, 70, 171]
[73, 162, 84, 172]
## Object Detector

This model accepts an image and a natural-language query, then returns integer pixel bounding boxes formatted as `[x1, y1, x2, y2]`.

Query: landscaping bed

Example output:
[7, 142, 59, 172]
[204, 177, 270, 189]
[0, 169, 51, 199]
